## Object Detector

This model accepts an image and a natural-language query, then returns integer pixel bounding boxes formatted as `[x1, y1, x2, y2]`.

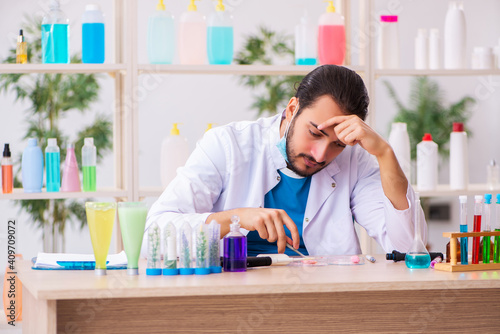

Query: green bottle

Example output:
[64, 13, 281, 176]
[82, 137, 96, 192]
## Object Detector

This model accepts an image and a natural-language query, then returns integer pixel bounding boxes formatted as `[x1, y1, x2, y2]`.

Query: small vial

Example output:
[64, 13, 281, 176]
[162, 222, 178, 275]
[146, 222, 162, 275]
[472, 196, 482, 264]
[178, 221, 194, 275]
[487, 160, 499, 190]
[483, 194, 492, 263]
[194, 223, 210, 275]
[459, 195, 468, 265]
[208, 220, 222, 273]
[223, 215, 247, 272]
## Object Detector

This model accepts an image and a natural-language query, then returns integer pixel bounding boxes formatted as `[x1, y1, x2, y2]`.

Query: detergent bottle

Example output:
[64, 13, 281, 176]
[318, 1, 345, 65]
[207, 0, 233, 64]
[179, 0, 206, 64]
[160, 123, 190, 188]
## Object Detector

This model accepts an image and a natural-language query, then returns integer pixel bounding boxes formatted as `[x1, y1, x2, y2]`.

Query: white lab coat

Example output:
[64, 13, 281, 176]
[145, 113, 427, 256]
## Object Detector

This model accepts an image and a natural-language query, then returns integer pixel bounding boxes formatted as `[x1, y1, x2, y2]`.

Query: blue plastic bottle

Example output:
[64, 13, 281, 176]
[45, 138, 60, 192]
[21, 138, 44, 193]
[207, 0, 233, 65]
[42, 0, 69, 64]
[148, 0, 175, 64]
[82, 4, 105, 64]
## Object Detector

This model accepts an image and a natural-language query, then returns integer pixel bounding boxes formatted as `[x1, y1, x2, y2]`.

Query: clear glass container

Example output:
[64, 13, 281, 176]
[194, 223, 210, 274]
[405, 199, 431, 269]
[179, 221, 194, 275]
[208, 220, 221, 273]
[162, 222, 178, 275]
[146, 222, 162, 275]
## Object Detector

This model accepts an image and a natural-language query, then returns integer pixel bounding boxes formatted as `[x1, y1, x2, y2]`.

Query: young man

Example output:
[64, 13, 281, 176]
[145, 65, 426, 256]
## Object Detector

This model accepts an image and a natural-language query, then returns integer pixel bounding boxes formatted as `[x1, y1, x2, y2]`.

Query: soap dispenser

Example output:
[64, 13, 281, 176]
[207, 0, 233, 64]
[148, 0, 175, 64]
[179, 0, 206, 64]
[160, 123, 190, 188]
[318, 0, 345, 65]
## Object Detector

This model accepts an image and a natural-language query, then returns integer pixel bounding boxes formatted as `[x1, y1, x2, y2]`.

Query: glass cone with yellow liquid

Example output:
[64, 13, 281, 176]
[85, 202, 116, 275]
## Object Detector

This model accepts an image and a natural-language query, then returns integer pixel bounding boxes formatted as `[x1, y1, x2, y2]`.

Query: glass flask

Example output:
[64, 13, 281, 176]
[405, 198, 431, 269]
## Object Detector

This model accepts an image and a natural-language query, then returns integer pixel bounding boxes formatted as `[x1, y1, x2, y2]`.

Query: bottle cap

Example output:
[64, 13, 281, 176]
[474, 195, 483, 202]
[49, 0, 60, 10]
[84, 137, 94, 146]
[417, 28, 427, 37]
[85, 4, 100, 11]
[170, 123, 181, 136]
[422, 133, 432, 141]
[459, 195, 467, 204]
[188, 0, 199, 11]
[429, 28, 439, 38]
[216, 0, 225, 12]
[452, 122, 464, 132]
[484, 194, 492, 204]
[3, 144, 11, 157]
[18, 29, 24, 43]
[47, 138, 57, 146]
[392, 122, 407, 131]
[380, 15, 398, 22]
[206, 123, 216, 132]
[28, 138, 38, 146]
[156, 0, 165, 11]
[325, 1, 336, 13]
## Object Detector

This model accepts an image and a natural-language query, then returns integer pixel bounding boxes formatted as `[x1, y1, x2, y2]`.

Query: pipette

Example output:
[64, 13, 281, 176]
[472, 195, 482, 264]
[483, 194, 492, 263]
[459, 196, 468, 264]
[494, 194, 500, 263]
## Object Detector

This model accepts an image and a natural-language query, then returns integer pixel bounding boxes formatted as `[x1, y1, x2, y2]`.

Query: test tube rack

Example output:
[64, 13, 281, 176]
[434, 231, 500, 272]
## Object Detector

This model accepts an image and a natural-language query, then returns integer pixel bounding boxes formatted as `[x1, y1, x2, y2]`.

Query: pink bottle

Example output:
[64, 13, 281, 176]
[318, 1, 345, 65]
[61, 144, 81, 192]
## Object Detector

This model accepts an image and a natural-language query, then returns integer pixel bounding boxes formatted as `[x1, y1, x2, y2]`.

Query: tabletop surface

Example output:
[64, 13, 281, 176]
[16, 255, 500, 300]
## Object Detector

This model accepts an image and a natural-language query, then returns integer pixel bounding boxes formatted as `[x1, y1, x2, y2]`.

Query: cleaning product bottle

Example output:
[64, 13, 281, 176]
[148, 0, 175, 64]
[45, 138, 60, 192]
[82, 4, 105, 64]
[444, 1, 466, 69]
[82, 137, 97, 192]
[179, 0, 206, 65]
[428, 28, 440, 69]
[449, 122, 468, 190]
[22, 138, 43, 193]
[207, 0, 233, 65]
[388, 122, 411, 183]
[160, 123, 190, 188]
[3, 254, 22, 322]
[61, 143, 81, 192]
[318, 1, 345, 65]
[16, 30, 27, 64]
[416, 133, 438, 191]
[377, 15, 400, 69]
[2, 144, 13, 194]
[295, 10, 317, 65]
[414, 29, 428, 70]
[42, 0, 69, 64]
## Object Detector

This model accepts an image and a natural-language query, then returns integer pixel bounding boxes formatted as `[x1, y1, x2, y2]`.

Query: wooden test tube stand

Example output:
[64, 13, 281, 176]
[434, 231, 500, 272]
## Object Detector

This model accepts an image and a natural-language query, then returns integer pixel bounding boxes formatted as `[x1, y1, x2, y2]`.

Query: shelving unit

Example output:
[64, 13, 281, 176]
[0, 63, 126, 74]
[0, 188, 127, 201]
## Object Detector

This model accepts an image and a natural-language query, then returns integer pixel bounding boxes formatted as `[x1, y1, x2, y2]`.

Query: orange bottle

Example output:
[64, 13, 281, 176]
[2, 144, 13, 194]
[3, 254, 22, 322]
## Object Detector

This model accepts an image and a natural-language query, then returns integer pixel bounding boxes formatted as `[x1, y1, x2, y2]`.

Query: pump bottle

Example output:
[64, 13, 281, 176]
[2, 144, 13, 194]
[207, 0, 233, 65]
[148, 0, 175, 64]
[42, 0, 69, 64]
[160, 123, 190, 188]
[16, 30, 27, 64]
[179, 0, 206, 64]
[318, 1, 345, 65]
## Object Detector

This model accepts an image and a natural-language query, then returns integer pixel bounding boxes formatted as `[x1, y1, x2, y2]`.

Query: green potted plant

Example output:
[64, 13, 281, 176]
[0, 17, 113, 252]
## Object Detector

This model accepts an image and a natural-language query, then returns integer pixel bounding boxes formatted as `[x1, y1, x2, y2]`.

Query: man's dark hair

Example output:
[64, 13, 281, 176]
[294, 65, 369, 120]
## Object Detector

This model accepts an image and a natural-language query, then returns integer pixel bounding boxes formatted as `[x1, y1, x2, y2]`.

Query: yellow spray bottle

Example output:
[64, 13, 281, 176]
[160, 123, 190, 187]
[179, 0, 207, 64]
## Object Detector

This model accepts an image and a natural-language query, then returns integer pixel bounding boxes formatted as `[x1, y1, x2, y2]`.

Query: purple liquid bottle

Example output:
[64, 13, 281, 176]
[223, 215, 247, 272]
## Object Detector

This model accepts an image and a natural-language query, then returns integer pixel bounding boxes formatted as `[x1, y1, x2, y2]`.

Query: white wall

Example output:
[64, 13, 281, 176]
[0, 0, 499, 275]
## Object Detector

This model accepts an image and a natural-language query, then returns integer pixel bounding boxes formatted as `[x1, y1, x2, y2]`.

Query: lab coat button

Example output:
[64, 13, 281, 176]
[305, 218, 309, 222]
[277, 175, 281, 181]
[331, 183, 336, 188]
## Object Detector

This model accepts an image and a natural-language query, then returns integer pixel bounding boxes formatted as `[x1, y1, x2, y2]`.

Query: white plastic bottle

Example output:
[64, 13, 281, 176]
[317, 1, 345, 65]
[414, 29, 428, 70]
[428, 28, 440, 69]
[377, 15, 399, 69]
[388, 122, 411, 183]
[295, 10, 317, 65]
[449, 122, 468, 190]
[417, 133, 438, 191]
[178, 0, 206, 65]
[160, 123, 190, 188]
[148, 0, 175, 64]
[444, 1, 466, 69]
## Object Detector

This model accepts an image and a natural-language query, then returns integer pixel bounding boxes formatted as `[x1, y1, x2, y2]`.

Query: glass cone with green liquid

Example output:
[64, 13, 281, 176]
[406, 197, 431, 269]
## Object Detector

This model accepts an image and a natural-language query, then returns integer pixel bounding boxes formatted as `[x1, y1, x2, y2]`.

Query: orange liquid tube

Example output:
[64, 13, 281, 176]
[2, 164, 13, 193]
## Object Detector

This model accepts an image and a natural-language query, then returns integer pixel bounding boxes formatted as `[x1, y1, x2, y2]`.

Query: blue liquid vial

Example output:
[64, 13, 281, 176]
[405, 253, 431, 269]
[45, 138, 60, 192]
[42, 24, 69, 64]
[296, 58, 317, 65]
[207, 26, 234, 65]
[460, 224, 468, 264]
[82, 23, 105, 63]
[223, 216, 247, 272]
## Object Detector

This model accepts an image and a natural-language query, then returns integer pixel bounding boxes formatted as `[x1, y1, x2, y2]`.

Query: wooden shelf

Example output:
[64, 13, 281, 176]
[0, 63, 126, 74]
[375, 69, 500, 77]
[413, 184, 498, 197]
[138, 64, 365, 76]
[0, 188, 128, 200]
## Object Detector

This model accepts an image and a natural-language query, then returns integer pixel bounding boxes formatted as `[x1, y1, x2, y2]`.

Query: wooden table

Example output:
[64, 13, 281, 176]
[18, 255, 500, 333]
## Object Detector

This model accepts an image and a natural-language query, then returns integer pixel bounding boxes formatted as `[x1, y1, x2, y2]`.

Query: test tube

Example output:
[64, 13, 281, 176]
[178, 221, 194, 275]
[194, 223, 210, 275]
[146, 222, 162, 275]
[472, 195, 482, 264]
[459, 196, 468, 265]
[494, 194, 500, 263]
[163, 222, 179, 276]
[483, 194, 492, 263]
[208, 220, 222, 273]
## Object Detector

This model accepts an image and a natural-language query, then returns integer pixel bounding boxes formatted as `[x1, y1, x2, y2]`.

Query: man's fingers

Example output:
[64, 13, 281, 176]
[280, 211, 300, 249]
[317, 115, 352, 130]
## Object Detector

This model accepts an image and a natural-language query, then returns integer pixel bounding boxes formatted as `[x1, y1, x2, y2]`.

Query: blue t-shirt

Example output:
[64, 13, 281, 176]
[247, 169, 311, 256]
